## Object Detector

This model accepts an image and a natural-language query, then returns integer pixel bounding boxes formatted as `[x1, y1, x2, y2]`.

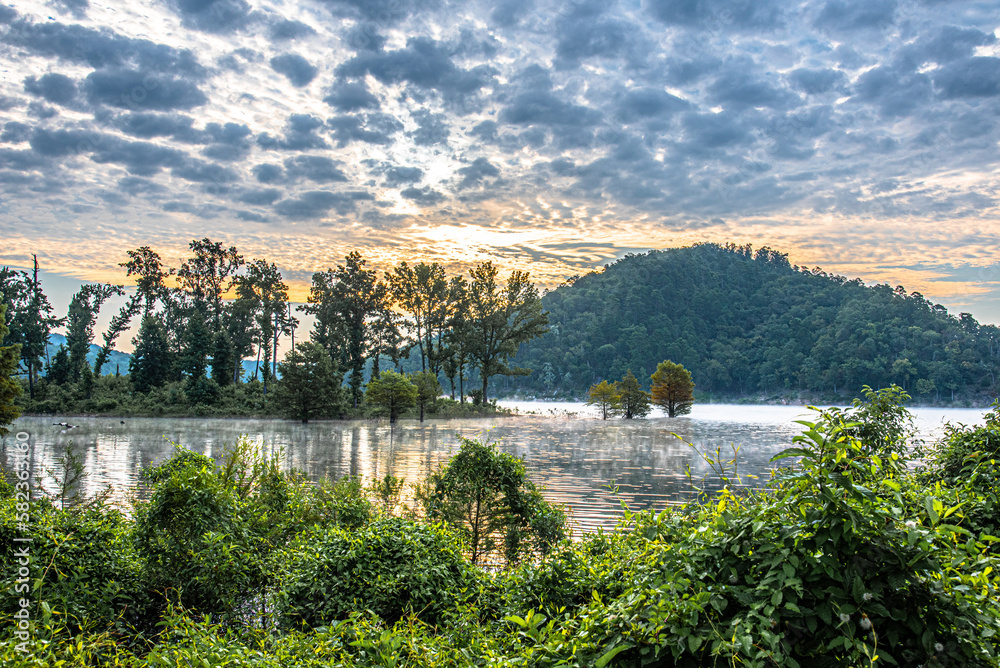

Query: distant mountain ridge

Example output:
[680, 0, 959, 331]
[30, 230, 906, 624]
[508, 243, 1000, 402]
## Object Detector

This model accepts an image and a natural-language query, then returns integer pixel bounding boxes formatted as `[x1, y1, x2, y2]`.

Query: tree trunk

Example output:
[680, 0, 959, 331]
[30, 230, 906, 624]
[481, 375, 489, 405]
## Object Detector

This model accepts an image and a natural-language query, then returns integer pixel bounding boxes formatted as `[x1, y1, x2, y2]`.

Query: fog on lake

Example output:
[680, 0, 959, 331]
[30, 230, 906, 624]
[5, 403, 989, 534]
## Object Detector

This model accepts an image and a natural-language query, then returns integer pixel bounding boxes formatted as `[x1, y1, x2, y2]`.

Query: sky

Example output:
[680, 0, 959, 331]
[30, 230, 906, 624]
[2, 0, 1000, 339]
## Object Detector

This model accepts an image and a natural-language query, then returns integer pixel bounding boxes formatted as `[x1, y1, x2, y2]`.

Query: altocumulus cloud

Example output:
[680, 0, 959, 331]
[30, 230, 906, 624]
[1, 0, 1000, 316]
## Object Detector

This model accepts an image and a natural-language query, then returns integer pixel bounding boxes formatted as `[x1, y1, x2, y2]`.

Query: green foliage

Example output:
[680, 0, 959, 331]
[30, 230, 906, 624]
[464, 262, 549, 403]
[365, 370, 418, 422]
[586, 379, 619, 420]
[512, 243, 1000, 401]
[420, 438, 567, 567]
[279, 517, 478, 627]
[5, 401, 1000, 668]
[650, 359, 694, 417]
[0, 304, 22, 434]
[129, 316, 170, 394]
[412, 370, 442, 422]
[273, 342, 345, 422]
[614, 369, 650, 419]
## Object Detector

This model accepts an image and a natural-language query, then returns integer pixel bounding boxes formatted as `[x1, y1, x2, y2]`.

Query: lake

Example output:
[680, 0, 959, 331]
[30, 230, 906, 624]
[4, 402, 990, 534]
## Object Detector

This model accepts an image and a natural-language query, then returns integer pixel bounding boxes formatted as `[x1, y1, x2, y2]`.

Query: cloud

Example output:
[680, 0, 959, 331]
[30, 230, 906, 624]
[23, 73, 78, 106]
[252, 163, 284, 183]
[400, 185, 445, 205]
[268, 19, 316, 42]
[382, 165, 423, 186]
[238, 187, 282, 205]
[411, 109, 449, 146]
[323, 82, 380, 111]
[84, 69, 208, 110]
[1, 122, 31, 144]
[336, 37, 497, 104]
[934, 58, 1000, 99]
[813, 0, 896, 33]
[283, 155, 348, 182]
[3, 19, 205, 76]
[273, 189, 373, 219]
[51, 0, 90, 18]
[456, 157, 500, 189]
[788, 68, 845, 95]
[163, 0, 256, 33]
[616, 88, 690, 122]
[645, 0, 786, 30]
[490, 0, 533, 27]
[257, 114, 329, 150]
[106, 111, 200, 141]
[270, 53, 319, 87]
[327, 113, 402, 146]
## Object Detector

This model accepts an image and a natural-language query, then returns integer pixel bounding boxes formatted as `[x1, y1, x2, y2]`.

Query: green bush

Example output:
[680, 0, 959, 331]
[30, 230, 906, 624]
[279, 517, 478, 627]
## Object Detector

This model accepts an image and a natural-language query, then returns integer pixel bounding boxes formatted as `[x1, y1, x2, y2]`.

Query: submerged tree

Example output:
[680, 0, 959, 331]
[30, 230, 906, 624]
[412, 370, 442, 423]
[616, 370, 651, 419]
[365, 370, 417, 423]
[587, 379, 620, 420]
[273, 342, 345, 423]
[650, 360, 695, 418]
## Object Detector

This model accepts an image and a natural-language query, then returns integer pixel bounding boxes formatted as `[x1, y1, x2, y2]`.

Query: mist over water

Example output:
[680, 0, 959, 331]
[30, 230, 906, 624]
[6, 404, 989, 534]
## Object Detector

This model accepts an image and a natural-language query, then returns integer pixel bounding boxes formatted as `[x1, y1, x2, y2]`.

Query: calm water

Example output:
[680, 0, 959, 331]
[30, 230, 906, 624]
[4, 403, 990, 534]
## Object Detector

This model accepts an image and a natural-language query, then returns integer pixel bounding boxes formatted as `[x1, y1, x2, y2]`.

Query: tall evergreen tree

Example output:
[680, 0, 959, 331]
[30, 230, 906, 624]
[0, 304, 22, 435]
[129, 316, 170, 393]
[210, 329, 235, 387]
[273, 342, 345, 422]
[0, 258, 60, 400]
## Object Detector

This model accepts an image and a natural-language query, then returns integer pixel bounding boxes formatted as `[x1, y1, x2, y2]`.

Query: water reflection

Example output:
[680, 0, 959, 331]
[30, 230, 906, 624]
[4, 404, 989, 534]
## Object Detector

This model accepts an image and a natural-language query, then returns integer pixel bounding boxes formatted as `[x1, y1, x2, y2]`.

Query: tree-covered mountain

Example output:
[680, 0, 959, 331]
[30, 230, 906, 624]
[508, 243, 1000, 402]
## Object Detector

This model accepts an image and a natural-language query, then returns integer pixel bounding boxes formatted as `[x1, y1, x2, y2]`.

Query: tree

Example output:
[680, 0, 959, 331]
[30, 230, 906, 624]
[412, 370, 442, 422]
[210, 329, 235, 387]
[130, 316, 171, 393]
[419, 438, 566, 567]
[442, 275, 471, 402]
[650, 360, 695, 418]
[235, 260, 290, 396]
[120, 246, 173, 317]
[0, 257, 60, 400]
[177, 238, 243, 330]
[587, 379, 620, 420]
[93, 293, 142, 375]
[64, 283, 123, 381]
[616, 370, 651, 419]
[273, 342, 345, 423]
[464, 262, 549, 404]
[388, 261, 449, 373]
[305, 252, 392, 407]
[0, 305, 22, 435]
[365, 370, 417, 423]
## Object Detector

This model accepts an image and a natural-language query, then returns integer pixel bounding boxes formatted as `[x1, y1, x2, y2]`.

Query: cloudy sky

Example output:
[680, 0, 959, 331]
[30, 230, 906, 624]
[2, 0, 1000, 327]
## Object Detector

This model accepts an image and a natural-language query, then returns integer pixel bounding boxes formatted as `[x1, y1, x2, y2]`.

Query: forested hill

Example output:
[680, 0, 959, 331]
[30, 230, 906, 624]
[509, 243, 1000, 402]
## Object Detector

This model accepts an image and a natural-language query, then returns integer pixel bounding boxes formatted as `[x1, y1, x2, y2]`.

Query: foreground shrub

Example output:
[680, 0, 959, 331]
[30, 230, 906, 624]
[279, 517, 478, 627]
